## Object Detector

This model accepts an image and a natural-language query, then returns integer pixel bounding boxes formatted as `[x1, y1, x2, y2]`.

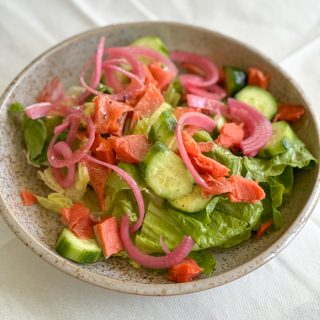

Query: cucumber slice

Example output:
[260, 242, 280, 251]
[56, 228, 102, 264]
[149, 109, 177, 145]
[258, 121, 297, 158]
[235, 85, 277, 119]
[169, 186, 212, 213]
[193, 130, 213, 143]
[142, 142, 194, 200]
[131, 36, 169, 56]
[223, 66, 247, 96]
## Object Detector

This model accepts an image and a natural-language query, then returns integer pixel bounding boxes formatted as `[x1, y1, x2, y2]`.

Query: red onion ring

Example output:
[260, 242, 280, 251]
[120, 215, 194, 269]
[186, 94, 225, 115]
[52, 141, 76, 188]
[84, 155, 145, 233]
[176, 112, 216, 189]
[227, 98, 272, 157]
[170, 51, 219, 88]
[24, 102, 53, 119]
[160, 235, 171, 255]
[48, 111, 95, 168]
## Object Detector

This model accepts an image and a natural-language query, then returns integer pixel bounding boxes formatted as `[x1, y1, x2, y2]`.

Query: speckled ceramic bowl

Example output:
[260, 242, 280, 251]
[0, 22, 319, 296]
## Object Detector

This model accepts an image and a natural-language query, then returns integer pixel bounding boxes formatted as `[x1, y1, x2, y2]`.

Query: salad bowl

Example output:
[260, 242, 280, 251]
[0, 22, 319, 295]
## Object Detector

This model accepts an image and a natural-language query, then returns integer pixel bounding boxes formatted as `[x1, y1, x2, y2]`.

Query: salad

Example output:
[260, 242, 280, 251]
[10, 36, 316, 283]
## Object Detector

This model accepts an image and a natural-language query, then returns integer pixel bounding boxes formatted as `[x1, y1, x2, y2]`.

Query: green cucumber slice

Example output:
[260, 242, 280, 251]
[258, 121, 297, 158]
[169, 186, 212, 213]
[223, 66, 247, 96]
[142, 142, 194, 200]
[56, 228, 102, 264]
[235, 85, 277, 119]
[131, 36, 169, 56]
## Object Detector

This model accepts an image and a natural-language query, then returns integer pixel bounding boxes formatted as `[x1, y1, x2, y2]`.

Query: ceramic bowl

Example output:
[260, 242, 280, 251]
[0, 22, 319, 296]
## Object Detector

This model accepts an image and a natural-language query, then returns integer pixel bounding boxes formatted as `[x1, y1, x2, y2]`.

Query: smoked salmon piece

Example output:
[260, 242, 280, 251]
[21, 189, 37, 206]
[94, 216, 123, 258]
[92, 135, 116, 164]
[131, 83, 164, 127]
[228, 175, 265, 203]
[93, 96, 132, 136]
[248, 67, 270, 89]
[113, 134, 151, 164]
[216, 122, 244, 149]
[149, 62, 174, 91]
[174, 107, 200, 120]
[193, 153, 229, 178]
[273, 103, 305, 123]
[256, 220, 273, 239]
[83, 159, 110, 211]
[60, 203, 95, 239]
[167, 258, 203, 283]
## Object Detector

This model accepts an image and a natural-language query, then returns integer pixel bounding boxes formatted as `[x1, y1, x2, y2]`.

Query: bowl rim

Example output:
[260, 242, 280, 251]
[1, 21, 320, 296]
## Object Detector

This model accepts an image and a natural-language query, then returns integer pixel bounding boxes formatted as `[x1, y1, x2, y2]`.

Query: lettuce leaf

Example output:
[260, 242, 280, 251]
[36, 193, 72, 213]
[37, 163, 90, 202]
[135, 201, 251, 253]
[24, 119, 47, 166]
[244, 140, 316, 182]
[189, 250, 216, 276]
[206, 143, 243, 175]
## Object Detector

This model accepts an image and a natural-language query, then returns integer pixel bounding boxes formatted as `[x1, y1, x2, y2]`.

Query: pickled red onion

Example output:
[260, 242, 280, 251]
[227, 98, 272, 157]
[170, 51, 219, 88]
[120, 215, 194, 269]
[83, 155, 145, 233]
[51, 141, 76, 188]
[176, 112, 216, 188]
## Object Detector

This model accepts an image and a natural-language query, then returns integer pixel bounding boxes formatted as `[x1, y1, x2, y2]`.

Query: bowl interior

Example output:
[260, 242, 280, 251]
[0, 22, 319, 295]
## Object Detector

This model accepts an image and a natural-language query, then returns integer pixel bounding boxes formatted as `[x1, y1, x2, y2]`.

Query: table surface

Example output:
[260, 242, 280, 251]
[1, 0, 320, 319]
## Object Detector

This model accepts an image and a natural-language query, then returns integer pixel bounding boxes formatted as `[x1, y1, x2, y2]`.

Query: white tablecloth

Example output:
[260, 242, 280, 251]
[1, 1, 320, 319]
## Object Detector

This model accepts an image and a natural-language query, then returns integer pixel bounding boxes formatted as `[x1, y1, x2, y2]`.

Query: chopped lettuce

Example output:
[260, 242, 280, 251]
[206, 143, 243, 175]
[24, 119, 47, 166]
[36, 193, 72, 213]
[244, 140, 316, 182]
[189, 250, 216, 276]
[37, 163, 90, 202]
[135, 201, 251, 253]
[8, 102, 24, 113]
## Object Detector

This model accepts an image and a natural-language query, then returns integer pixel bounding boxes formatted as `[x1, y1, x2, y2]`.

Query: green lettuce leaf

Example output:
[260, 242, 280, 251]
[136, 201, 251, 253]
[36, 193, 73, 213]
[206, 143, 243, 175]
[215, 197, 263, 230]
[244, 140, 316, 182]
[189, 250, 216, 276]
[24, 119, 47, 165]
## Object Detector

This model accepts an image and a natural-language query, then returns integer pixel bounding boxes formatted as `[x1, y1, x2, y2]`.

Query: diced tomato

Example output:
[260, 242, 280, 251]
[133, 83, 164, 119]
[256, 220, 273, 239]
[37, 76, 64, 103]
[60, 203, 95, 239]
[216, 122, 244, 149]
[113, 134, 151, 164]
[273, 103, 305, 123]
[174, 107, 200, 120]
[148, 62, 174, 91]
[83, 158, 110, 211]
[228, 175, 265, 203]
[197, 141, 214, 153]
[193, 153, 229, 178]
[91, 135, 116, 164]
[248, 67, 270, 89]
[93, 96, 132, 136]
[167, 258, 203, 283]
[94, 216, 123, 258]
[20, 189, 37, 206]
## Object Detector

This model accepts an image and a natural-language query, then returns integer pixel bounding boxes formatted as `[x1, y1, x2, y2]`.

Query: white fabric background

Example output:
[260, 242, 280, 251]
[1, 0, 320, 319]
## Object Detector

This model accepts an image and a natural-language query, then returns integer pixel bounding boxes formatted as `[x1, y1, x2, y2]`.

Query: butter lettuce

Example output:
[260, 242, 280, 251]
[37, 162, 90, 202]
[36, 193, 72, 213]
[189, 250, 216, 276]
